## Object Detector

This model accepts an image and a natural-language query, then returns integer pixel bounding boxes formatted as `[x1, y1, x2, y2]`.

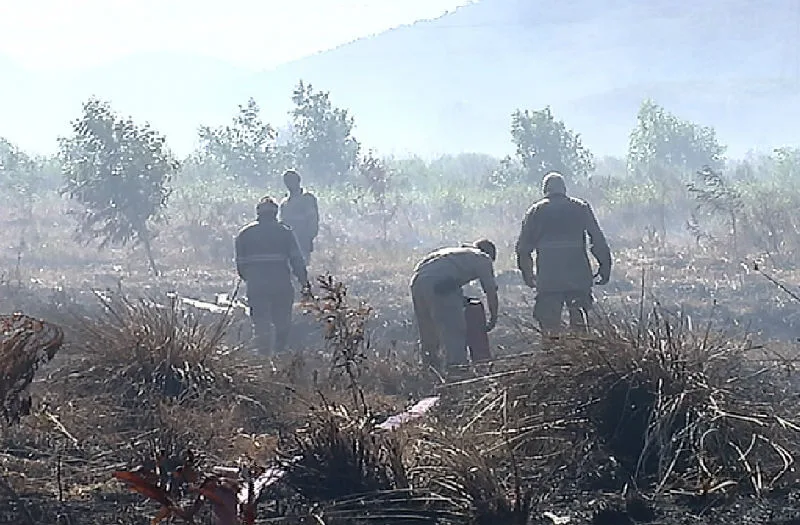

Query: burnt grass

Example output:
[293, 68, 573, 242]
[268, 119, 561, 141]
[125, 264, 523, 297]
[2, 242, 800, 524]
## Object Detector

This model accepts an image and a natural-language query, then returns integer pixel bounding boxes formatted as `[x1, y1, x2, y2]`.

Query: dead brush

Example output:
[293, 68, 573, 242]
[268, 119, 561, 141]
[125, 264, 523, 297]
[361, 345, 433, 398]
[284, 274, 407, 503]
[586, 304, 800, 496]
[1, 313, 63, 427]
[301, 273, 373, 415]
[269, 274, 472, 524]
[443, 302, 800, 497]
[403, 424, 533, 525]
[279, 403, 402, 501]
[72, 290, 233, 404]
[275, 403, 478, 524]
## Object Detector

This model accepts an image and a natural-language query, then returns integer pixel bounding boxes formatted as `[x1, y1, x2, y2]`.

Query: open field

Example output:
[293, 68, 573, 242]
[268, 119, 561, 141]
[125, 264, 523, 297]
[2, 151, 800, 525]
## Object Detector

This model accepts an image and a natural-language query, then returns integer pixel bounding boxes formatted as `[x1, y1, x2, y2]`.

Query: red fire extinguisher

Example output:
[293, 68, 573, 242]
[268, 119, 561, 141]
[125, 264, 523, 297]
[465, 298, 492, 362]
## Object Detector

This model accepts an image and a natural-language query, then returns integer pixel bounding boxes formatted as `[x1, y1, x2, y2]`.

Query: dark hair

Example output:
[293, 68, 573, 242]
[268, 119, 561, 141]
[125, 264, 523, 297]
[256, 196, 279, 217]
[283, 169, 301, 184]
[474, 239, 496, 261]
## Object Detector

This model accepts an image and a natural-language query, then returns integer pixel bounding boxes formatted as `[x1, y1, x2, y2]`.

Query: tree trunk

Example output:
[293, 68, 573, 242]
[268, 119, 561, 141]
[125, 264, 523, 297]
[141, 231, 160, 277]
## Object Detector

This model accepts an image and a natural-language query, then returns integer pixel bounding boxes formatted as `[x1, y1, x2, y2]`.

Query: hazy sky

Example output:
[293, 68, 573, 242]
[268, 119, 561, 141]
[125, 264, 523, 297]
[0, 0, 472, 71]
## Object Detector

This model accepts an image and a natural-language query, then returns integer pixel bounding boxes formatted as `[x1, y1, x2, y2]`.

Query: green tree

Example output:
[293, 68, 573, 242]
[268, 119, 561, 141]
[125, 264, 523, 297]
[627, 99, 726, 175]
[510, 106, 594, 183]
[486, 155, 525, 189]
[0, 138, 40, 217]
[198, 98, 288, 185]
[429, 153, 499, 184]
[352, 151, 402, 242]
[626, 100, 726, 240]
[686, 167, 743, 256]
[289, 80, 360, 183]
[60, 98, 178, 275]
[772, 147, 800, 180]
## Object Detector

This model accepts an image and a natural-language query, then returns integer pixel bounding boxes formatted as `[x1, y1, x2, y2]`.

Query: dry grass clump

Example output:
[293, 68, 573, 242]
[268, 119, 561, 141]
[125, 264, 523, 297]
[271, 403, 530, 524]
[45, 289, 316, 456]
[402, 425, 532, 525]
[70, 290, 233, 404]
[279, 405, 403, 501]
[1, 290, 297, 518]
[440, 304, 800, 498]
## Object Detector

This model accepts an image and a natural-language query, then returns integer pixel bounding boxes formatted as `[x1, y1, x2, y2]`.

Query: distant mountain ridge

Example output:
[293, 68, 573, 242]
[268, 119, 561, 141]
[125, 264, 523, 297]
[250, 0, 800, 158]
[1, 0, 798, 158]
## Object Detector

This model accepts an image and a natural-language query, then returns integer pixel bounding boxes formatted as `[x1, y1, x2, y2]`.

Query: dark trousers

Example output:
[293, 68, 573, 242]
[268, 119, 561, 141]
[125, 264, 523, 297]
[246, 283, 294, 354]
[533, 290, 594, 335]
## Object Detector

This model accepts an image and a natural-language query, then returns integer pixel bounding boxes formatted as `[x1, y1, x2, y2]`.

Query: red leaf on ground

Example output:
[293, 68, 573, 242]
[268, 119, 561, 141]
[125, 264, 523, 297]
[198, 479, 239, 525]
[113, 471, 173, 507]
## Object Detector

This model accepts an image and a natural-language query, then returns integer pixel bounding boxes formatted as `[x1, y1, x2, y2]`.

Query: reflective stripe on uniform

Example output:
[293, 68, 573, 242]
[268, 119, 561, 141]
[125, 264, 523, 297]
[538, 240, 585, 249]
[236, 254, 287, 263]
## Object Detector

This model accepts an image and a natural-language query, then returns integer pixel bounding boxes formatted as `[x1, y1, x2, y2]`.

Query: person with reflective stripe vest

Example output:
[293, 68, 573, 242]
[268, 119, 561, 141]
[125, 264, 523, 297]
[235, 196, 310, 355]
[515, 172, 612, 336]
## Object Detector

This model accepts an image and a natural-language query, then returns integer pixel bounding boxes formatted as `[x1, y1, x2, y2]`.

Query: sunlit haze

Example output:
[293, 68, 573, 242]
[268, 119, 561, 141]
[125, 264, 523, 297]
[0, 0, 473, 71]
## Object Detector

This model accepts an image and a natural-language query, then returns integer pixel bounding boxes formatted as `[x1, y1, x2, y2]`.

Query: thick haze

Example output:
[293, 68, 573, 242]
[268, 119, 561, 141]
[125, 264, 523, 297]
[0, 0, 472, 155]
[1, 0, 798, 158]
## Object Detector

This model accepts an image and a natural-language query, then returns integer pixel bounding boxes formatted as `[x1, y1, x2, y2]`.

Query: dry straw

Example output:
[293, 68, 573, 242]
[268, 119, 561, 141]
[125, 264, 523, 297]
[441, 301, 800, 499]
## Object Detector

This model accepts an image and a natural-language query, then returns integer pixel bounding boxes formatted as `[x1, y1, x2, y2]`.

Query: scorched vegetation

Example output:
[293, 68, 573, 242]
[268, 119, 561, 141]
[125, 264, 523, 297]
[2, 83, 800, 524]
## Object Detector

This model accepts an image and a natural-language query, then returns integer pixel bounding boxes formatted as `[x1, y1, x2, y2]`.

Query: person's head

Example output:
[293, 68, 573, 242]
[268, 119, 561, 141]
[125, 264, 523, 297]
[283, 169, 302, 194]
[542, 171, 567, 196]
[256, 196, 279, 220]
[473, 239, 497, 261]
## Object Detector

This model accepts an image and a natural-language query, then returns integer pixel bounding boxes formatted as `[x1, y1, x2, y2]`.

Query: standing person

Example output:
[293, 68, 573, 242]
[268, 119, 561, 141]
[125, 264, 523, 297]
[410, 239, 499, 369]
[235, 196, 310, 355]
[278, 169, 319, 264]
[515, 171, 611, 336]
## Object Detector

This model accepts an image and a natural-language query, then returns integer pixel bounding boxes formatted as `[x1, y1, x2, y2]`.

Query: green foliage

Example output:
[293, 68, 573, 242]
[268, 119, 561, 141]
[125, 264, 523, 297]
[687, 167, 743, 216]
[0, 140, 63, 218]
[429, 153, 499, 184]
[384, 154, 504, 192]
[594, 156, 628, 179]
[382, 156, 427, 191]
[601, 178, 659, 209]
[510, 106, 594, 183]
[59, 97, 178, 275]
[290, 80, 360, 184]
[729, 149, 800, 258]
[627, 99, 726, 176]
[198, 98, 290, 186]
[686, 167, 743, 254]
[623, 100, 727, 240]
[352, 151, 402, 241]
[772, 147, 800, 180]
[487, 155, 525, 189]
[0, 138, 39, 215]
